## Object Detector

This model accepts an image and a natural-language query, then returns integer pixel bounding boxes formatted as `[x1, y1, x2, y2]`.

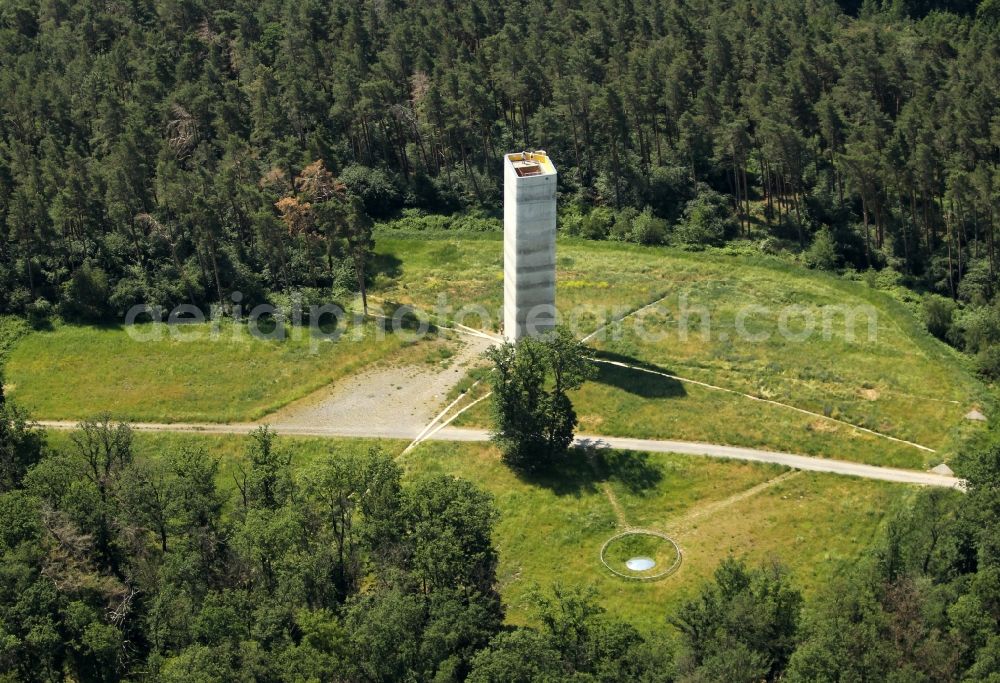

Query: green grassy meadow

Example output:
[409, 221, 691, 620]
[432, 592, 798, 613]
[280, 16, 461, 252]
[4, 320, 446, 423]
[3, 233, 985, 469]
[42, 429, 906, 634]
[371, 232, 983, 467]
[408, 440, 904, 631]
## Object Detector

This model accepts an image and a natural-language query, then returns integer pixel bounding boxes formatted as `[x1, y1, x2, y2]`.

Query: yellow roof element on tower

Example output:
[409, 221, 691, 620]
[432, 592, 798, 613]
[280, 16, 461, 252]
[507, 150, 556, 177]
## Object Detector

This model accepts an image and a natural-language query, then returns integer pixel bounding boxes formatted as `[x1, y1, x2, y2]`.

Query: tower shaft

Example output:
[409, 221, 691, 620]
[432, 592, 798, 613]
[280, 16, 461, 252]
[503, 151, 557, 341]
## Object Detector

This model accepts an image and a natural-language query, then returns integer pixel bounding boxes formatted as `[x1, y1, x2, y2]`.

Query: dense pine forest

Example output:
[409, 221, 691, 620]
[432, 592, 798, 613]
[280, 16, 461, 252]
[1, 0, 1000, 365]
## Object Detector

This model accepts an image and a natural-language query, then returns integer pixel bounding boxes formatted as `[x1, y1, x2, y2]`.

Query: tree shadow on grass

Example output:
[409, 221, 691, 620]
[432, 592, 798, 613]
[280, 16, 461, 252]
[589, 349, 687, 399]
[515, 440, 663, 497]
[591, 446, 664, 494]
[370, 251, 403, 280]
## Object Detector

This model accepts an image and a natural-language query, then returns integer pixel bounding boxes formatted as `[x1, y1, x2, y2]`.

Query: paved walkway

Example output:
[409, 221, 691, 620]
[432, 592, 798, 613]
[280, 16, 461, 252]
[35, 420, 963, 489]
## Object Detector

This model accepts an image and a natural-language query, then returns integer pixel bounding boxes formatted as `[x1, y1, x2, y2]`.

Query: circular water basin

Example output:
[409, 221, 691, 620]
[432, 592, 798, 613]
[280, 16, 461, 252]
[625, 556, 656, 571]
[600, 529, 682, 581]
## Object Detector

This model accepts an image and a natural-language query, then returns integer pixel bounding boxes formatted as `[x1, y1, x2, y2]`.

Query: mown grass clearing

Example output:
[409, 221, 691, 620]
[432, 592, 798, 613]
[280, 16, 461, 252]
[7, 234, 983, 466]
[453, 366, 932, 468]
[398, 439, 903, 632]
[587, 266, 973, 452]
[374, 232, 983, 466]
[5, 320, 450, 423]
[373, 234, 669, 334]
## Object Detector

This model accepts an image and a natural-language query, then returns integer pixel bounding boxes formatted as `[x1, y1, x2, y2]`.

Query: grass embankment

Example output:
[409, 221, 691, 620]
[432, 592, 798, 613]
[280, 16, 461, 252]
[43, 429, 905, 634]
[4, 320, 447, 423]
[373, 233, 984, 468]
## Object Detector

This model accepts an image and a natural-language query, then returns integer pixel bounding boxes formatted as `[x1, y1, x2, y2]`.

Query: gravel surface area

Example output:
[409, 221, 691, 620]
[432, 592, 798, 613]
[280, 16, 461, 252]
[262, 333, 495, 433]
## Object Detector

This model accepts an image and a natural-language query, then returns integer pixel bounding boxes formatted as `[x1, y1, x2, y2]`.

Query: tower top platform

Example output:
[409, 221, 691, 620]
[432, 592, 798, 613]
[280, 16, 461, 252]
[505, 151, 556, 177]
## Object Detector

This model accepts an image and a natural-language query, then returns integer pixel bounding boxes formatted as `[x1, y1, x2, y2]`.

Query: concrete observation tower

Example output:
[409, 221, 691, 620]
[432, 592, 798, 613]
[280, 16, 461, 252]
[503, 151, 557, 342]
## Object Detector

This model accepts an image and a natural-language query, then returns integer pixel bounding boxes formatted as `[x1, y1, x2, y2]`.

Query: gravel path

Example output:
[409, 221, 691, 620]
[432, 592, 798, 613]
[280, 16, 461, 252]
[35, 420, 962, 488]
[570, 434, 962, 489]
